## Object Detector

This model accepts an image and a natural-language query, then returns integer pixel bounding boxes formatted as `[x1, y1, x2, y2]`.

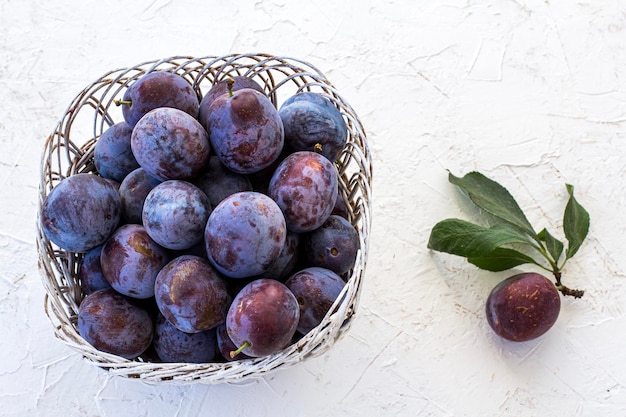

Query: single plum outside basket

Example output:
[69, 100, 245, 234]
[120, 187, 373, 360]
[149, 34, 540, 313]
[36, 53, 372, 384]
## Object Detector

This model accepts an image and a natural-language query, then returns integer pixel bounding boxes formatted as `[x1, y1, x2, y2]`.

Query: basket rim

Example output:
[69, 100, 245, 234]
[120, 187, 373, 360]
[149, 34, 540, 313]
[37, 53, 373, 385]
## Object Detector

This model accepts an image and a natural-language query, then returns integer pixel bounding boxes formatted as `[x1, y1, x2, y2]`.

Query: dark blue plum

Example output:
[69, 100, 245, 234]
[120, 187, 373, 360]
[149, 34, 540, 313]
[78, 288, 154, 359]
[94, 121, 140, 182]
[118, 167, 162, 224]
[118, 71, 200, 128]
[226, 278, 299, 358]
[279, 92, 347, 162]
[198, 76, 265, 131]
[268, 151, 338, 233]
[259, 232, 300, 281]
[77, 244, 112, 295]
[100, 224, 171, 299]
[153, 313, 218, 363]
[205, 191, 286, 279]
[103, 178, 121, 191]
[285, 267, 346, 335]
[332, 189, 351, 220]
[142, 180, 211, 250]
[303, 215, 359, 275]
[154, 255, 231, 333]
[247, 148, 289, 195]
[40, 173, 121, 253]
[193, 156, 252, 208]
[131, 107, 210, 181]
[207, 88, 284, 174]
[169, 240, 208, 260]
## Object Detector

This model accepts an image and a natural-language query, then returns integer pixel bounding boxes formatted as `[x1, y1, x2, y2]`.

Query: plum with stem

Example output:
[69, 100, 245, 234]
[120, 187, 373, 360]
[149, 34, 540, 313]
[116, 71, 199, 128]
[226, 278, 299, 358]
[485, 273, 561, 342]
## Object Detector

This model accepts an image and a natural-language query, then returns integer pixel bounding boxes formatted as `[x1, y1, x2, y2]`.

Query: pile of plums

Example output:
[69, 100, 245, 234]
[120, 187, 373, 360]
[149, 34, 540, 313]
[41, 71, 361, 362]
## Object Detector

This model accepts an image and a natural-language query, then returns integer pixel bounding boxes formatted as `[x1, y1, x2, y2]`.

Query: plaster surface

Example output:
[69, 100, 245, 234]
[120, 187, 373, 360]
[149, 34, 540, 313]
[1, 1, 626, 416]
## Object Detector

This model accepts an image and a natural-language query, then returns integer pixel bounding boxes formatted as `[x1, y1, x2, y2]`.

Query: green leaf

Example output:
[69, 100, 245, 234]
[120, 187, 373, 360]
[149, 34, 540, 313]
[538, 228, 564, 264]
[468, 247, 540, 272]
[427, 218, 535, 259]
[563, 184, 590, 259]
[449, 171, 537, 237]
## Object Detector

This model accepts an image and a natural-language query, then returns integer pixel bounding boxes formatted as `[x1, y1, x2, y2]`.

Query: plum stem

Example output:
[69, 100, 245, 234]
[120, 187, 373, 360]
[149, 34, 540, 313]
[114, 99, 132, 107]
[230, 340, 251, 358]
[314, 143, 323, 154]
[227, 77, 235, 97]
[553, 271, 585, 298]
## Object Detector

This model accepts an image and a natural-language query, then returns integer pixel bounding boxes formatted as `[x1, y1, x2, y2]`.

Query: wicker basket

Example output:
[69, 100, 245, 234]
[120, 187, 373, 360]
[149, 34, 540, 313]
[36, 53, 372, 385]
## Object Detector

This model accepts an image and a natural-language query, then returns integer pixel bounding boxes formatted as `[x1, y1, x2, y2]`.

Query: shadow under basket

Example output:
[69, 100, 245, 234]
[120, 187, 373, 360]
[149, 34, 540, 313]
[36, 53, 373, 385]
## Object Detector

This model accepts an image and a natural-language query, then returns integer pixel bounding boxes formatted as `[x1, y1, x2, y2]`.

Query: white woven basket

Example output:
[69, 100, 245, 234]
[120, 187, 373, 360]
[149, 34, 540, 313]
[36, 53, 372, 385]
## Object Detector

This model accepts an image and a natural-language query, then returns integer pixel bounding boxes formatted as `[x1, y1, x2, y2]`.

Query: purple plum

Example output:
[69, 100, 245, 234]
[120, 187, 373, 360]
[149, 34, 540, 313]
[78, 288, 154, 359]
[486, 273, 561, 342]
[100, 223, 170, 299]
[193, 156, 253, 208]
[198, 76, 265, 131]
[216, 322, 251, 362]
[285, 267, 346, 334]
[268, 151, 338, 233]
[77, 244, 112, 295]
[154, 255, 231, 333]
[207, 88, 284, 174]
[205, 191, 286, 279]
[117, 71, 200, 128]
[142, 180, 211, 250]
[279, 92, 347, 162]
[153, 313, 218, 363]
[118, 167, 162, 224]
[303, 214, 359, 275]
[40, 173, 121, 253]
[94, 121, 139, 182]
[226, 278, 299, 358]
[131, 107, 210, 181]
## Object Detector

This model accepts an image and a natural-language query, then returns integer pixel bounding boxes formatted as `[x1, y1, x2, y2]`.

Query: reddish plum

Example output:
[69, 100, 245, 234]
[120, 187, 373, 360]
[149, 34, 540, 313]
[198, 76, 265, 131]
[117, 71, 200, 128]
[216, 322, 251, 361]
[226, 278, 299, 357]
[155, 255, 231, 333]
[268, 151, 338, 233]
[78, 288, 153, 359]
[486, 273, 561, 342]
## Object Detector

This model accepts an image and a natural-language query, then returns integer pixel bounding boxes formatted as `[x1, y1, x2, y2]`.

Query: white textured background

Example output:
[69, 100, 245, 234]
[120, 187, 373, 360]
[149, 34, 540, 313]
[2, 1, 626, 416]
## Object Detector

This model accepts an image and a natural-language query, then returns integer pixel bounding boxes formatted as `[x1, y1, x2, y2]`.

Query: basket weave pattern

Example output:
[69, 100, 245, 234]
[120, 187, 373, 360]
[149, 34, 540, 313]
[36, 53, 372, 384]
